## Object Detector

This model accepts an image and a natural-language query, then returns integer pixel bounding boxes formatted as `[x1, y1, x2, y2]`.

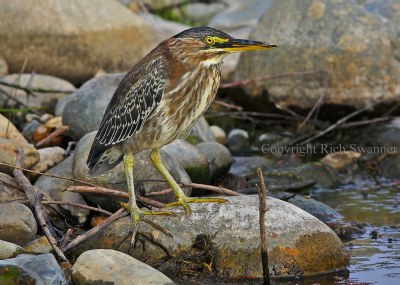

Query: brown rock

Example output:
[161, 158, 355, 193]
[321, 151, 361, 170]
[0, 113, 28, 143]
[0, 138, 40, 174]
[0, 172, 25, 202]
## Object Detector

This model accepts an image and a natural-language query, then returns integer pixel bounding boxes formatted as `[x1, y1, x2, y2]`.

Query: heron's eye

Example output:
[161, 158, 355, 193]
[205, 36, 214, 45]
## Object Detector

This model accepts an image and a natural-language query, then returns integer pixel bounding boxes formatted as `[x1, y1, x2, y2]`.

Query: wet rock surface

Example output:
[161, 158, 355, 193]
[69, 196, 349, 278]
[72, 249, 174, 285]
[0, 202, 37, 246]
[0, 253, 68, 285]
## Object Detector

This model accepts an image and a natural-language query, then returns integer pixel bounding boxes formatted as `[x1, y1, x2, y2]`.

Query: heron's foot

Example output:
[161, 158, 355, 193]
[163, 196, 228, 216]
[121, 202, 175, 225]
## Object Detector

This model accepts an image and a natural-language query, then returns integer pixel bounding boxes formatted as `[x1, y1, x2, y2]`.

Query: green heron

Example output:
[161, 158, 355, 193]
[87, 27, 276, 226]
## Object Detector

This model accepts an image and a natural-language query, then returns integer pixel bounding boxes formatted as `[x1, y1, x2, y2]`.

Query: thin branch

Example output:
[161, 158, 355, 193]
[212, 99, 243, 111]
[299, 103, 377, 145]
[13, 149, 69, 264]
[256, 168, 270, 285]
[63, 208, 128, 252]
[35, 192, 70, 263]
[220, 69, 326, 89]
[0, 79, 74, 94]
[42, 201, 113, 216]
[35, 125, 69, 147]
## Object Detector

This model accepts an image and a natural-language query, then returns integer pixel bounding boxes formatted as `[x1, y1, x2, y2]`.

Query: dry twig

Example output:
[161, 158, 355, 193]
[35, 125, 69, 147]
[13, 149, 69, 263]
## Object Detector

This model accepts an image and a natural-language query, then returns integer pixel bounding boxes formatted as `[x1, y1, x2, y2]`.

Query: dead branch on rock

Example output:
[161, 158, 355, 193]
[256, 168, 270, 285]
[42, 200, 113, 216]
[64, 185, 165, 209]
[147, 182, 241, 197]
[35, 125, 69, 148]
[13, 148, 69, 264]
[0, 79, 74, 95]
[63, 208, 128, 253]
[212, 99, 243, 111]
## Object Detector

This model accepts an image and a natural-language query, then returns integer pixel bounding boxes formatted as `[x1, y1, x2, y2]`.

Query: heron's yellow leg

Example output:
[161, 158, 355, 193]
[122, 153, 174, 226]
[149, 148, 227, 215]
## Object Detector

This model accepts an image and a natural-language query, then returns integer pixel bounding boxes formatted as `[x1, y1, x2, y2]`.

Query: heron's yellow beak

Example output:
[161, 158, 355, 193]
[218, 38, 277, 52]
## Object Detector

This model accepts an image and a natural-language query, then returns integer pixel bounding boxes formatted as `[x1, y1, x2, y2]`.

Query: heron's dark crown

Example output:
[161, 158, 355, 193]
[173, 27, 233, 41]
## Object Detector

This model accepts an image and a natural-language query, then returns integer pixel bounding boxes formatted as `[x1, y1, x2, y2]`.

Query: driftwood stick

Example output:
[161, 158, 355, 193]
[13, 149, 69, 263]
[63, 208, 128, 252]
[256, 168, 270, 285]
[35, 125, 69, 147]
[42, 201, 113, 216]
[148, 183, 241, 197]
[64, 185, 128, 198]
[35, 192, 70, 263]
[0, 79, 74, 94]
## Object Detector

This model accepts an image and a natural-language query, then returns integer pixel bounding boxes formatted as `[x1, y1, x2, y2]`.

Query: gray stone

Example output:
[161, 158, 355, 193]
[162, 139, 210, 184]
[0, 0, 156, 84]
[0, 202, 37, 246]
[0, 240, 25, 259]
[21, 119, 42, 143]
[210, 125, 227, 145]
[0, 253, 68, 285]
[227, 128, 250, 152]
[187, 116, 216, 144]
[0, 138, 40, 175]
[72, 132, 191, 211]
[0, 172, 26, 202]
[0, 113, 28, 143]
[31, 146, 65, 174]
[183, 2, 225, 25]
[0, 74, 76, 112]
[62, 73, 124, 140]
[69, 196, 349, 278]
[287, 195, 344, 224]
[229, 156, 274, 177]
[0, 54, 7, 77]
[34, 155, 90, 224]
[378, 154, 400, 179]
[72, 249, 174, 285]
[23, 236, 52, 255]
[235, 0, 400, 109]
[196, 142, 232, 181]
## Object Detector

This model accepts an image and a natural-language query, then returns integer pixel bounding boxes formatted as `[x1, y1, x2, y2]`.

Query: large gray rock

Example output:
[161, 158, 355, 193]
[0, 74, 76, 112]
[72, 249, 174, 285]
[235, 0, 400, 110]
[72, 132, 191, 210]
[68, 196, 349, 278]
[0, 0, 156, 84]
[34, 155, 90, 224]
[162, 139, 210, 184]
[196, 141, 232, 181]
[61, 73, 214, 141]
[0, 203, 37, 246]
[0, 254, 68, 285]
[0, 138, 40, 175]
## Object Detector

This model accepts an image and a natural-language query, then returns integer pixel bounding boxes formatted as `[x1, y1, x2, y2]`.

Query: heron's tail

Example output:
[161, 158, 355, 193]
[87, 146, 123, 178]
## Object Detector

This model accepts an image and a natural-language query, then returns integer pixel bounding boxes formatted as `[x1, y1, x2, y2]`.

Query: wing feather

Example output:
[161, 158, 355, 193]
[87, 58, 167, 171]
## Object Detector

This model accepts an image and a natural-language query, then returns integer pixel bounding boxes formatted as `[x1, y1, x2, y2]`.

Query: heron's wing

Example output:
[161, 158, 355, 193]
[87, 58, 167, 174]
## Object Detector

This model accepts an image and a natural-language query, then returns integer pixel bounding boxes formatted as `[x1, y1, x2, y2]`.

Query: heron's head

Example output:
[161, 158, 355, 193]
[168, 27, 276, 65]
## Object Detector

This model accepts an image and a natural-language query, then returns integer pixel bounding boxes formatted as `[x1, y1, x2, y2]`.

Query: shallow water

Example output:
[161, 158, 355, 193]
[172, 176, 400, 284]
[311, 177, 400, 285]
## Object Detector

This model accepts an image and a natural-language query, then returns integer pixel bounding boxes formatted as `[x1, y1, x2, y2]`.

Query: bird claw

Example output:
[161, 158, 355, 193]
[163, 196, 228, 216]
[120, 202, 175, 226]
